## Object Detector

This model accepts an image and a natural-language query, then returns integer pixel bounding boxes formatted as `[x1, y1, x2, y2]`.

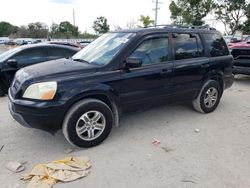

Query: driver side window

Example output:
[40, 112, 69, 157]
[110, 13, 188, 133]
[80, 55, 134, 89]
[130, 37, 168, 66]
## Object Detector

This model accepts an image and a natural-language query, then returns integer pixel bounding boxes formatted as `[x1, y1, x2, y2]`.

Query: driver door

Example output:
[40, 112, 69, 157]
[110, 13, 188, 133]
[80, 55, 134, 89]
[120, 34, 173, 107]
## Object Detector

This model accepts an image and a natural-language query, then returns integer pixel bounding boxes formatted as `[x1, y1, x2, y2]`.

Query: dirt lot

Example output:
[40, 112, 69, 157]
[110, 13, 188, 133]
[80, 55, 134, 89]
[0, 76, 250, 188]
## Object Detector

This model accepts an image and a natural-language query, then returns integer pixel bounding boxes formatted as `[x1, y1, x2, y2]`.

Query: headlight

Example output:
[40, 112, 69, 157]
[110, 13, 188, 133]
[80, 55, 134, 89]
[23, 81, 57, 100]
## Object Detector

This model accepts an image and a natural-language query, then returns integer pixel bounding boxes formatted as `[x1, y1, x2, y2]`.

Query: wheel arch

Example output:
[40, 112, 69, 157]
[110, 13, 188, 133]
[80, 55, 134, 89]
[63, 91, 120, 128]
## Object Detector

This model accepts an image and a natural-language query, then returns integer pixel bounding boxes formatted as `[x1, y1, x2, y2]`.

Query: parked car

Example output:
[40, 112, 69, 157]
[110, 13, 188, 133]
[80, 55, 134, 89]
[0, 37, 10, 44]
[230, 40, 250, 75]
[0, 44, 80, 96]
[8, 26, 234, 148]
[78, 41, 91, 48]
[46, 41, 82, 49]
[223, 35, 233, 44]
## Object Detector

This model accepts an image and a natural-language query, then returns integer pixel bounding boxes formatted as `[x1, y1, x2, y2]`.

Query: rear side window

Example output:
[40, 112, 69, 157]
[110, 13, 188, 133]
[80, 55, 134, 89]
[48, 47, 75, 58]
[172, 33, 203, 60]
[130, 37, 168, 65]
[204, 34, 229, 57]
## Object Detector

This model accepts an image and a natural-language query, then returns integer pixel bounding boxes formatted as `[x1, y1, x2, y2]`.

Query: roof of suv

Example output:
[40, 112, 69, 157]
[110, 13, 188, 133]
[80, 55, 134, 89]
[114, 26, 221, 35]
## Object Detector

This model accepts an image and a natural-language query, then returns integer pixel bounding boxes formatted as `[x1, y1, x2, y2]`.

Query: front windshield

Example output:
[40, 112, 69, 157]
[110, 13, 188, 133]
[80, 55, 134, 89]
[0, 47, 21, 62]
[73, 32, 136, 65]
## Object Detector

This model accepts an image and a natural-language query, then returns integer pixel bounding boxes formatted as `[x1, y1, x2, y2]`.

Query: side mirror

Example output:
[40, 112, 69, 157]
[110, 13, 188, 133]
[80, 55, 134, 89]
[125, 57, 142, 68]
[7, 59, 18, 67]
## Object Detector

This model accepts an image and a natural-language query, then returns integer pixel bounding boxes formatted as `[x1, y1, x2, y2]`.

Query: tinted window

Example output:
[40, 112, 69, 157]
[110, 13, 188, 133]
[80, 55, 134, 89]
[48, 47, 74, 58]
[204, 34, 229, 57]
[173, 33, 203, 60]
[130, 37, 168, 65]
[12, 48, 47, 65]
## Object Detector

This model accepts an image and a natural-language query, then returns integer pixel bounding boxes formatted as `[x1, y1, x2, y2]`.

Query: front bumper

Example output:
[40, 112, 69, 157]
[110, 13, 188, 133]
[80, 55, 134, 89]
[233, 66, 250, 75]
[8, 90, 65, 134]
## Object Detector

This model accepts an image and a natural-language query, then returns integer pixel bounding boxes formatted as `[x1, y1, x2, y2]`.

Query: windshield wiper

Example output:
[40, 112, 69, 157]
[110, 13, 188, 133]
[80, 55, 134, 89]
[72, 58, 90, 64]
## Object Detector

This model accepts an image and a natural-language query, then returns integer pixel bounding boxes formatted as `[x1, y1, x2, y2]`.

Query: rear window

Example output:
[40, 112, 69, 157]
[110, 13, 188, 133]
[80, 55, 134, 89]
[172, 33, 203, 60]
[204, 33, 229, 57]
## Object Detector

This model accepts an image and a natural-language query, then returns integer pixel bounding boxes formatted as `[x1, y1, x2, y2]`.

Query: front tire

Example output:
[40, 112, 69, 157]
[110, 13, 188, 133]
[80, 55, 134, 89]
[192, 80, 222, 113]
[63, 99, 113, 148]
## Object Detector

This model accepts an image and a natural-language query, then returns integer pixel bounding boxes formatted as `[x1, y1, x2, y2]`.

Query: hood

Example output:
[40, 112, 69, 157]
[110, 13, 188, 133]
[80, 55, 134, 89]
[21, 58, 97, 81]
[229, 41, 250, 49]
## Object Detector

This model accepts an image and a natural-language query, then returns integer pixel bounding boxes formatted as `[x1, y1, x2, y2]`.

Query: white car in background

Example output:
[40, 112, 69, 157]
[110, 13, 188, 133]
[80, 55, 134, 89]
[0, 37, 10, 44]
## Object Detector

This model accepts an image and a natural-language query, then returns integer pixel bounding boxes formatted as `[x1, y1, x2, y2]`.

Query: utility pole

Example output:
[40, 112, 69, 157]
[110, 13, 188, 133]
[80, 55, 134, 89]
[152, 0, 162, 27]
[73, 8, 75, 26]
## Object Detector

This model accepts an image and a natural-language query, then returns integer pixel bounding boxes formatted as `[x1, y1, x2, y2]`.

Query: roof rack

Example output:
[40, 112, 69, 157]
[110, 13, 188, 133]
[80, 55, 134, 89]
[147, 24, 216, 30]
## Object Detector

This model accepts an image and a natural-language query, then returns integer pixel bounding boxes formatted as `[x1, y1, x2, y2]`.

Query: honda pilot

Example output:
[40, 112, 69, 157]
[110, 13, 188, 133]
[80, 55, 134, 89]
[8, 26, 234, 148]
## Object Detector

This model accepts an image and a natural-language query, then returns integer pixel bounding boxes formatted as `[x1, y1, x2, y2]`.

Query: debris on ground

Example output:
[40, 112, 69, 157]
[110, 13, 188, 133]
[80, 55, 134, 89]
[64, 148, 74, 154]
[160, 146, 174, 153]
[194, 129, 200, 133]
[152, 139, 161, 146]
[0, 145, 4, 152]
[181, 179, 196, 184]
[21, 156, 91, 188]
[5, 161, 25, 173]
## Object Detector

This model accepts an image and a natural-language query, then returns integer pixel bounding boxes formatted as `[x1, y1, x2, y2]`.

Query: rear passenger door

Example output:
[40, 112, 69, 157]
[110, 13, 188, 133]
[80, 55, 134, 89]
[47, 47, 75, 60]
[171, 33, 210, 99]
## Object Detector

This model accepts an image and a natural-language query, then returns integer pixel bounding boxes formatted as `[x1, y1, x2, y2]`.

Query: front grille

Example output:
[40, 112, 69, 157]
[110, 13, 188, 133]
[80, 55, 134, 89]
[231, 49, 250, 60]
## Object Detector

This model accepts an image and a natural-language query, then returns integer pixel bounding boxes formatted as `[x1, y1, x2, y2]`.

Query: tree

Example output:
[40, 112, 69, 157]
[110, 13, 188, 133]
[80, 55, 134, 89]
[138, 15, 154, 27]
[79, 31, 97, 39]
[92, 16, 110, 34]
[169, 0, 212, 25]
[243, 4, 250, 33]
[50, 23, 59, 38]
[0, 21, 18, 37]
[58, 21, 79, 38]
[27, 22, 49, 38]
[213, 0, 248, 35]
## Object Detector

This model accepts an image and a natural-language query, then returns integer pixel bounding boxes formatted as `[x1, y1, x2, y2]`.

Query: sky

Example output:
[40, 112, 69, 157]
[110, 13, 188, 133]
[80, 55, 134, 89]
[0, 0, 225, 33]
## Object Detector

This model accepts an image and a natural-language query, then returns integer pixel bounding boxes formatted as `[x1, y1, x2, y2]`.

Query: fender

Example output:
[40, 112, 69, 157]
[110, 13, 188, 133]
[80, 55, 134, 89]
[62, 84, 121, 127]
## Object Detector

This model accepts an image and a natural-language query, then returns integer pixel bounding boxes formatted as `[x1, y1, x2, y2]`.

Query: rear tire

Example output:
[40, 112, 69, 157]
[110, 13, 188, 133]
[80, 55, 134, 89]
[63, 98, 113, 148]
[192, 80, 222, 113]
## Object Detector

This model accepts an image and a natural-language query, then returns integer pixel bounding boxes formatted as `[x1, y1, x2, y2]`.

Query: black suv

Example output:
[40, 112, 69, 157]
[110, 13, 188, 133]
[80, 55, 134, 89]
[8, 26, 234, 148]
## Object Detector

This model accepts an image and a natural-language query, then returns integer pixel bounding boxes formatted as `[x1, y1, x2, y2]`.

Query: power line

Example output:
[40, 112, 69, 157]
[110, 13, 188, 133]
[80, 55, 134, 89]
[152, 0, 163, 27]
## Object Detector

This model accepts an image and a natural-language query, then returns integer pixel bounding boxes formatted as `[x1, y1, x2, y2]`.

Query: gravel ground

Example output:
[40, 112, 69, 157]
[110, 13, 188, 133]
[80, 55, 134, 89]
[0, 76, 250, 188]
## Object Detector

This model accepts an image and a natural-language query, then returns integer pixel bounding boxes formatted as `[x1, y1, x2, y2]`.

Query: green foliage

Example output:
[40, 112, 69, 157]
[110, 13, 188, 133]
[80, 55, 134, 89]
[79, 31, 97, 39]
[139, 15, 154, 27]
[27, 22, 49, 38]
[58, 21, 79, 38]
[169, 0, 212, 25]
[0, 22, 18, 37]
[243, 4, 250, 33]
[92, 16, 110, 34]
[213, 0, 248, 35]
